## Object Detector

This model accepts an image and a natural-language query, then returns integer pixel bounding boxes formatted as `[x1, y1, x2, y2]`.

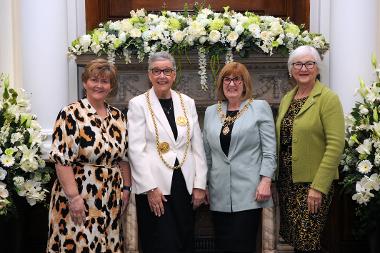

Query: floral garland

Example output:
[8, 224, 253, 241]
[69, 6, 329, 91]
[0, 75, 52, 216]
[341, 55, 380, 235]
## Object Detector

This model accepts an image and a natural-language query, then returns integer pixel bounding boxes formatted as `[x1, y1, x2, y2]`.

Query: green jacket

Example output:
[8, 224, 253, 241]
[275, 81, 345, 194]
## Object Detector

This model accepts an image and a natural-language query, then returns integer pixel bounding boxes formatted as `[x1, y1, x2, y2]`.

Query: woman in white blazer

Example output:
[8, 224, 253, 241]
[127, 51, 208, 253]
[203, 62, 277, 253]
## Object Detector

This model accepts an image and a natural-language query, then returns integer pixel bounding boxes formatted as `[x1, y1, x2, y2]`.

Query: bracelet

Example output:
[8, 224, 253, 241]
[122, 185, 131, 192]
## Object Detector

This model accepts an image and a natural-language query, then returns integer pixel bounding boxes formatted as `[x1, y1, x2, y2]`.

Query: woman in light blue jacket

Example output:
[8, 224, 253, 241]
[203, 62, 277, 253]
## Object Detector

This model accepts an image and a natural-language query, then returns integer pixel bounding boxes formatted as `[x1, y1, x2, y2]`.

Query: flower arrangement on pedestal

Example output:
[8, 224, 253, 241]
[0, 74, 52, 216]
[68, 5, 329, 90]
[341, 55, 380, 235]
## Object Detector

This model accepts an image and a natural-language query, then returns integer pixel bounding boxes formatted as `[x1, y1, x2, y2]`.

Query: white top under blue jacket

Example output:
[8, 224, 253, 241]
[203, 99, 277, 212]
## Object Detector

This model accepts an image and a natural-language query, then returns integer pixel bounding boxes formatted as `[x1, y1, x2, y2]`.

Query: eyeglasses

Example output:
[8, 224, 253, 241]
[223, 76, 243, 85]
[150, 68, 174, 76]
[292, 61, 317, 70]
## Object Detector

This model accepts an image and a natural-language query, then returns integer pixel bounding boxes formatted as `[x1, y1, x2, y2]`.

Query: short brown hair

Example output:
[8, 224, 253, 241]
[216, 62, 253, 101]
[82, 58, 118, 96]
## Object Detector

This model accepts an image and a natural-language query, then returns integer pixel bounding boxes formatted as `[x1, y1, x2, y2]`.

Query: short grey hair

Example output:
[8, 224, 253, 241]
[148, 51, 176, 71]
[287, 45, 322, 72]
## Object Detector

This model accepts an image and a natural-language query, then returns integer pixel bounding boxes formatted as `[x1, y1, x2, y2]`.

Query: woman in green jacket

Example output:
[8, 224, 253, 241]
[275, 45, 345, 253]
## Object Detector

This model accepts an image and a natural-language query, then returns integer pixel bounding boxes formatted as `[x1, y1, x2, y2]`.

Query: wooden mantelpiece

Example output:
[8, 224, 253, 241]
[76, 52, 292, 253]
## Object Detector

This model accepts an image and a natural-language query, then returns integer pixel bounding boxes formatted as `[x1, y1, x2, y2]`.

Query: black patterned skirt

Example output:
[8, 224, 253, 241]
[277, 146, 333, 251]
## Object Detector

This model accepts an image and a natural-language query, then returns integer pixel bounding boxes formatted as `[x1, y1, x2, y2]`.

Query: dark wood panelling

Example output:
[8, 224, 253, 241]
[86, 0, 310, 32]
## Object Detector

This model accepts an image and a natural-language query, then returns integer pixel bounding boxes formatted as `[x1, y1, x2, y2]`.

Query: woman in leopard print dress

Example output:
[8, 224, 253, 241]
[275, 46, 345, 253]
[47, 59, 131, 253]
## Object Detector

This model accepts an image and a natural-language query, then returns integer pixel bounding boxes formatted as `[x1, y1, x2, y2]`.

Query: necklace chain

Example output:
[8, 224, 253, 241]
[217, 98, 253, 125]
[145, 90, 190, 170]
[217, 98, 253, 135]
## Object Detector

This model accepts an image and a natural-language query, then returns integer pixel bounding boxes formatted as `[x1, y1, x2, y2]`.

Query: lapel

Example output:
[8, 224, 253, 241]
[218, 101, 230, 160]
[149, 88, 176, 143]
[228, 99, 249, 159]
[296, 81, 323, 117]
[277, 87, 297, 126]
[171, 90, 186, 144]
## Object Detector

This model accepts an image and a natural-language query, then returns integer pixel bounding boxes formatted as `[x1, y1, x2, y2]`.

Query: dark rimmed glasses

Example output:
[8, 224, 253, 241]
[223, 76, 243, 85]
[150, 68, 175, 76]
[292, 61, 317, 70]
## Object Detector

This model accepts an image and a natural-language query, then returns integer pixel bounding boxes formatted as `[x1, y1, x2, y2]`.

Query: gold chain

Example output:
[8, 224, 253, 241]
[217, 98, 253, 124]
[145, 90, 191, 170]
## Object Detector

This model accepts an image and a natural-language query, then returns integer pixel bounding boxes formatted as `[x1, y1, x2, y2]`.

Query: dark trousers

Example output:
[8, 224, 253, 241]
[213, 209, 262, 253]
[136, 169, 194, 253]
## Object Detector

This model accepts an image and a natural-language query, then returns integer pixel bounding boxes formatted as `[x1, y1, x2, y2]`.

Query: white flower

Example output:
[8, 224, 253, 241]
[129, 28, 142, 38]
[225, 48, 234, 63]
[226, 31, 239, 46]
[198, 47, 208, 91]
[13, 176, 25, 188]
[0, 155, 15, 167]
[352, 191, 373, 205]
[372, 122, 380, 136]
[356, 139, 372, 155]
[172, 30, 186, 43]
[260, 31, 271, 41]
[359, 104, 369, 115]
[0, 168, 6, 180]
[248, 24, 261, 38]
[234, 24, 244, 35]
[120, 19, 133, 33]
[357, 160, 373, 174]
[0, 182, 9, 198]
[79, 35, 92, 51]
[208, 30, 221, 44]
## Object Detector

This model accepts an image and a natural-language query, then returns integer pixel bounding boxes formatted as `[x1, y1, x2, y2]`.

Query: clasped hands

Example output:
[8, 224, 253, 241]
[147, 188, 206, 217]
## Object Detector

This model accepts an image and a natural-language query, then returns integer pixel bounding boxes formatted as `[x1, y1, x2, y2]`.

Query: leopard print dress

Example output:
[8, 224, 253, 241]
[277, 97, 333, 251]
[47, 98, 128, 253]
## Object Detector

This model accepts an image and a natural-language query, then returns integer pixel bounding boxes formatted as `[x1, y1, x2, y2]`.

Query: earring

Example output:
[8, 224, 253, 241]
[289, 72, 292, 78]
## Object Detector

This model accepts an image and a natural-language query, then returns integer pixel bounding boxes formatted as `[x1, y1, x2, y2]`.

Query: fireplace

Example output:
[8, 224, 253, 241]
[76, 52, 293, 253]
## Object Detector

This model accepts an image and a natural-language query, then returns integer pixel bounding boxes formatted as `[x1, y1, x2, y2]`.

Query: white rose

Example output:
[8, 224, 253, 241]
[172, 30, 186, 43]
[199, 36, 207, 44]
[208, 30, 221, 44]
[248, 24, 260, 38]
[227, 31, 239, 43]
[79, 35, 91, 50]
[234, 24, 244, 35]
[129, 28, 142, 38]
[260, 31, 271, 41]
[120, 19, 133, 33]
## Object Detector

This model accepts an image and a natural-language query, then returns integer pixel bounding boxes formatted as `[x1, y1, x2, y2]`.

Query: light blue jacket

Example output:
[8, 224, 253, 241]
[203, 100, 277, 212]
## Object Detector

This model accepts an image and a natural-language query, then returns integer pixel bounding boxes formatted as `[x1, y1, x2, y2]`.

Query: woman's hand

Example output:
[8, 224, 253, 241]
[255, 176, 272, 202]
[147, 188, 167, 217]
[68, 195, 86, 226]
[192, 188, 206, 209]
[308, 188, 323, 214]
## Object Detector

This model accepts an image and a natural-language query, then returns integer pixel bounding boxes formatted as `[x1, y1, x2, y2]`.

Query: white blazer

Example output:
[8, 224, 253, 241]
[127, 88, 208, 195]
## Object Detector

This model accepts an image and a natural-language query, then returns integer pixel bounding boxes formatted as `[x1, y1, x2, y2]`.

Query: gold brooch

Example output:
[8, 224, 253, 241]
[158, 142, 170, 154]
[176, 116, 188, 126]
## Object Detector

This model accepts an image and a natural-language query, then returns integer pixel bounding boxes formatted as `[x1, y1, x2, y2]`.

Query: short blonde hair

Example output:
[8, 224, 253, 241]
[216, 62, 253, 101]
[82, 58, 118, 94]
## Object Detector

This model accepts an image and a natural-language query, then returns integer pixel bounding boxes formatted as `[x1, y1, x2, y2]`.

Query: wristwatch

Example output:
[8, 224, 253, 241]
[122, 185, 131, 192]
